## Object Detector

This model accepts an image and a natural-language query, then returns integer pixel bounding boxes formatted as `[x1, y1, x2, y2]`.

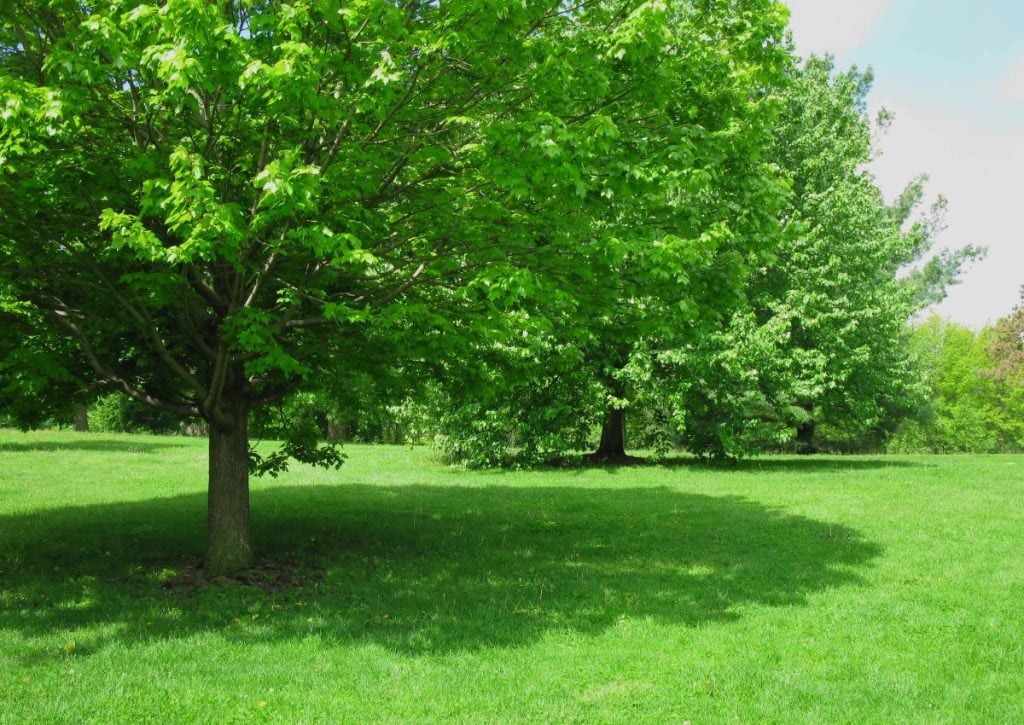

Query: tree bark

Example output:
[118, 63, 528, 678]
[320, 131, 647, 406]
[326, 418, 347, 442]
[206, 408, 255, 575]
[796, 419, 817, 455]
[73, 403, 89, 432]
[594, 407, 627, 460]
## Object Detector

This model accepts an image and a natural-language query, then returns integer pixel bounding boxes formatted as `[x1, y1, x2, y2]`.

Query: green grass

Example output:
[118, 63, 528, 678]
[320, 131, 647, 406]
[1, 431, 1022, 723]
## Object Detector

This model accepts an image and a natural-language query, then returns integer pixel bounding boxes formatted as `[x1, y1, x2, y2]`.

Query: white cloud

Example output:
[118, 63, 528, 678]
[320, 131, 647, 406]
[784, 0, 890, 58]
[997, 58, 1024, 103]
[869, 99, 1024, 327]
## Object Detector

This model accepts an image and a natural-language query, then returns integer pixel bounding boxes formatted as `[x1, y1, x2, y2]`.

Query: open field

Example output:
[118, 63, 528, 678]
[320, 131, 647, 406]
[1, 431, 1022, 722]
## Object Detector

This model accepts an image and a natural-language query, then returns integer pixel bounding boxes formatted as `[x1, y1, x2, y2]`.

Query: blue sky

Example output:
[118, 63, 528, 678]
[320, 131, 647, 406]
[786, 0, 1024, 328]
[851, 0, 1024, 127]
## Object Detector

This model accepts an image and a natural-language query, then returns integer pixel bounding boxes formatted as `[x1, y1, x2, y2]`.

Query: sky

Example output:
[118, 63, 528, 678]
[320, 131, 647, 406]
[784, 0, 1024, 328]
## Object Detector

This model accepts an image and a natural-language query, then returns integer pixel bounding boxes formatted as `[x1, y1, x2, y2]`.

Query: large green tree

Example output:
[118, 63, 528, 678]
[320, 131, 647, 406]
[670, 57, 980, 456]
[1, 1, 780, 571]
[433, 0, 793, 464]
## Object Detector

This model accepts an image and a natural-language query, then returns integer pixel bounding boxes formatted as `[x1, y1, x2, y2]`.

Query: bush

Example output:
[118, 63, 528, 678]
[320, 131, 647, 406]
[87, 393, 181, 434]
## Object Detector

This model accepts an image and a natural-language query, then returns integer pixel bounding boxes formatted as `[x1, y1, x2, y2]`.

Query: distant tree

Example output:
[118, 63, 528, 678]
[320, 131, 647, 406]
[889, 316, 1024, 453]
[987, 292, 1024, 384]
[980, 295, 1024, 451]
[672, 57, 982, 457]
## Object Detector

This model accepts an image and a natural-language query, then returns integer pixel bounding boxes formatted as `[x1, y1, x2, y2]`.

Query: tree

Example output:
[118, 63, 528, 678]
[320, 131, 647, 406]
[889, 316, 1024, 453]
[671, 57, 981, 456]
[434, 0, 793, 464]
[576, 0, 792, 461]
[1, 1, 767, 571]
[988, 291, 1024, 384]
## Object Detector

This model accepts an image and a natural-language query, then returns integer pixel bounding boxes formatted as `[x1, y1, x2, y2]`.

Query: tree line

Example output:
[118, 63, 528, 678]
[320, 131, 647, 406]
[49, 304, 1024, 459]
[0, 1, 1002, 573]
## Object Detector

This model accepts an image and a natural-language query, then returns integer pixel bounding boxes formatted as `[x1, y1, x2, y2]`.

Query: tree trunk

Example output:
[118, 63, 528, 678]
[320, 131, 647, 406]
[73, 403, 89, 432]
[594, 407, 627, 460]
[326, 418, 347, 442]
[796, 419, 817, 455]
[206, 410, 255, 575]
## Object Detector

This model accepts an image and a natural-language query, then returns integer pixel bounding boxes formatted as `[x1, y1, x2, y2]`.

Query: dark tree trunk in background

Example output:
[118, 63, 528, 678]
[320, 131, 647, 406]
[73, 403, 89, 432]
[594, 407, 627, 460]
[796, 419, 817, 455]
[206, 406, 254, 575]
[326, 418, 347, 442]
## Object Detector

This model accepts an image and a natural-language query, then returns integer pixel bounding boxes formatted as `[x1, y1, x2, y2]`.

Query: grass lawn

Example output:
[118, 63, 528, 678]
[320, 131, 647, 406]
[1, 431, 1022, 723]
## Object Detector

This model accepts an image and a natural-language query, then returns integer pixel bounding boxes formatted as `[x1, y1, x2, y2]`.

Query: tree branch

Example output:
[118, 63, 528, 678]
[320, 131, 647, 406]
[52, 305, 201, 418]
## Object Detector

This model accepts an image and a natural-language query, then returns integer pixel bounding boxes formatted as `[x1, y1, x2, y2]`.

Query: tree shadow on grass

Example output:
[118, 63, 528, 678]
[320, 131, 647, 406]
[0, 438, 192, 454]
[666, 457, 929, 473]
[559, 456, 931, 475]
[0, 484, 881, 662]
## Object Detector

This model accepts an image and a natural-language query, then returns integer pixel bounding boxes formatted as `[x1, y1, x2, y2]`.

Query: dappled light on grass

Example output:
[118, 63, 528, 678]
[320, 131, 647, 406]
[0, 482, 879, 659]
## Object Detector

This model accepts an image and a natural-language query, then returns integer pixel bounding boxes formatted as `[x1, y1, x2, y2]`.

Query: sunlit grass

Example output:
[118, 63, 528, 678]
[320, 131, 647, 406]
[1, 430, 1022, 722]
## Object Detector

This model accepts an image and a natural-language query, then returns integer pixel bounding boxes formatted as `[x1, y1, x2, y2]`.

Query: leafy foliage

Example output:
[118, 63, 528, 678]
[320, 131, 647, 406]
[86, 391, 183, 433]
[433, 0, 794, 464]
[669, 57, 981, 457]
[1, 0, 787, 458]
[889, 316, 1024, 453]
[987, 292, 1024, 384]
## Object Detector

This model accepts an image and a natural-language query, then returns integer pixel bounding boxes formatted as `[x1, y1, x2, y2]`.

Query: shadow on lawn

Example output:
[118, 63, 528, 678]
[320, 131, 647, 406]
[663, 457, 929, 473]
[0, 438, 191, 454]
[0, 483, 881, 660]
[560, 456, 929, 474]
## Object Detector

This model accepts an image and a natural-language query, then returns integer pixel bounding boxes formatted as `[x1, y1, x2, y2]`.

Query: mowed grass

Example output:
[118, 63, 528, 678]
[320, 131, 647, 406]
[1, 432, 1022, 723]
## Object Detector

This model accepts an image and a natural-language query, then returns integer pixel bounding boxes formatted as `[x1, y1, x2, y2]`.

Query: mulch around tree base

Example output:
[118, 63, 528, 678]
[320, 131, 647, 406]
[161, 557, 323, 593]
